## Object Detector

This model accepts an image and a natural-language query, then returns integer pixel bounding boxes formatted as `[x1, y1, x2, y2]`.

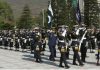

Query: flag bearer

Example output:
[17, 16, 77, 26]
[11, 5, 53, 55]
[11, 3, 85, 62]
[79, 24, 87, 62]
[57, 25, 70, 69]
[71, 25, 84, 66]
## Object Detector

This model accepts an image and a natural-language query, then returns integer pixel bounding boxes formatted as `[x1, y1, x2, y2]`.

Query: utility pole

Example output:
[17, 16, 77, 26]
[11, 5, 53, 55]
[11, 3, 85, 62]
[42, 9, 45, 27]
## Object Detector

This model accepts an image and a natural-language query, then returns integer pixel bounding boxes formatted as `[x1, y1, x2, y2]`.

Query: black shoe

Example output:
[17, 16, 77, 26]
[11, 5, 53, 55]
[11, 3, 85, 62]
[50, 59, 55, 61]
[31, 52, 34, 54]
[67, 57, 69, 59]
[41, 53, 44, 55]
[43, 49, 45, 51]
[35, 61, 39, 63]
[82, 60, 86, 63]
[10, 49, 12, 50]
[96, 63, 100, 66]
[83, 61, 86, 63]
[73, 63, 78, 65]
[37, 60, 43, 63]
[4, 48, 7, 49]
[79, 63, 84, 66]
[49, 58, 55, 61]
[59, 65, 64, 68]
[65, 65, 70, 69]
[40, 60, 43, 63]
[16, 50, 19, 51]
[15, 49, 19, 51]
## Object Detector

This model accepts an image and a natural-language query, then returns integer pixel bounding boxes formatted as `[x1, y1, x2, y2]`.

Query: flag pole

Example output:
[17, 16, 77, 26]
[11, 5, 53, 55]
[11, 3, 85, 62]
[42, 9, 45, 27]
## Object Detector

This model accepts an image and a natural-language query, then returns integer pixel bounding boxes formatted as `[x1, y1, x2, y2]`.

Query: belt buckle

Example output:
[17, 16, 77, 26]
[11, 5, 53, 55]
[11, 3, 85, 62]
[75, 45, 79, 51]
[61, 48, 65, 52]
[36, 45, 39, 51]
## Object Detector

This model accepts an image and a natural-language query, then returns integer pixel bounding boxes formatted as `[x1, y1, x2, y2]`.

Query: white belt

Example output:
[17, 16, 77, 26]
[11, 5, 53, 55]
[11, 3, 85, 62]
[11, 39, 13, 42]
[83, 38, 86, 39]
[30, 38, 33, 40]
[0, 38, 2, 40]
[98, 41, 100, 43]
[24, 39, 27, 43]
[9, 38, 11, 39]
[59, 40, 65, 42]
[29, 38, 31, 41]
[91, 36, 95, 38]
[72, 39, 78, 41]
[23, 38, 25, 39]
[18, 39, 20, 42]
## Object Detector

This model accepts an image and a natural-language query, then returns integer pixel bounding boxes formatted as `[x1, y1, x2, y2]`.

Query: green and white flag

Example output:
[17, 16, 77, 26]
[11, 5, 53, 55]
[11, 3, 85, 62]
[48, 1, 53, 28]
[71, 0, 78, 8]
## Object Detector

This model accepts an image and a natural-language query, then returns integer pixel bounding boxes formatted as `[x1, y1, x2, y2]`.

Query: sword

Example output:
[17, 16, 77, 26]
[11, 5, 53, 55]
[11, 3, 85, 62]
[79, 30, 87, 51]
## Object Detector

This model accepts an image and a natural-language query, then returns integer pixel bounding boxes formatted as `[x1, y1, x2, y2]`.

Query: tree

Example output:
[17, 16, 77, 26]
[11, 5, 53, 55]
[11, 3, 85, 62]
[51, 0, 58, 27]
[17, 5, 33, 29]
[67, 0, 77, 29]
[84, 0, 99, 27]
[57, 0, 68, 25]
[30, 10, 48, 28]
[51, 0, 76, 29]
[0, 1, 14, 30]
[51, 0, 70, 27]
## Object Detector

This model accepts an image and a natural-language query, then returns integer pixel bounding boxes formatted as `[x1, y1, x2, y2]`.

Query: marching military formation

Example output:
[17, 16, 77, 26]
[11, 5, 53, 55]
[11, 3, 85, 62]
[0, 24, 100, 69]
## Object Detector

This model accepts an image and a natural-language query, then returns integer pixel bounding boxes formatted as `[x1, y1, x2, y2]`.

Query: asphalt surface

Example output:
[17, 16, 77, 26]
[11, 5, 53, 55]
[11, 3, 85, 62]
[0, 46, 100, 69]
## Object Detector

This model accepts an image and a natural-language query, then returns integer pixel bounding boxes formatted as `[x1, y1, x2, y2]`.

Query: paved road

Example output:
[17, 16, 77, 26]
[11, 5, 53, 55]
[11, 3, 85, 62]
[0, 46, 100, 69]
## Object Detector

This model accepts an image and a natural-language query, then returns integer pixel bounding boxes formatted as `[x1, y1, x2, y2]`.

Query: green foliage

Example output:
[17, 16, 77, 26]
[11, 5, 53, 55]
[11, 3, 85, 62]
[57, 0, 68, 25]
[51, 0, 76, 29]
[32, 10, 48, 28]
[0, 22, 14, 30]
[17, 5, 33, 29]
[64, 0, 77, 28]
[84, 0, 99, 27]
[51, 0, 68, 26]
[0, 0, 14, 30]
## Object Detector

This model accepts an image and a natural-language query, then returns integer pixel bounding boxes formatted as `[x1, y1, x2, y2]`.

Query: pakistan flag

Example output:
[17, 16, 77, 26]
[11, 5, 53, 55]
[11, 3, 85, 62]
[71, 0, 78, 8]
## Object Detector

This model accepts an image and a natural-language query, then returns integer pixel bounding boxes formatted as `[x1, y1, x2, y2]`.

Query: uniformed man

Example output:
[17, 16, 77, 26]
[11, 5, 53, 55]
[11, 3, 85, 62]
[34, 27, 42, 63]
[8, 30, 14, 50]
[95, 29, 100, 65]
[14, 30, 20, 51]
[57, 25, 70, 69]
[70, 25, 84, 66]
[79, 24, 87, 62]
[86, 28, 92, 53]
[41, 29, 47, 54]
[65, 26, 71, 59]
[30, 29, 35, 53]
[26, 30, 31, 49]
[90, 28, 96, 53]
[1, 30, 5, 48]
[20, 30, 27, 52]
[3, 30, 9, 49]
[48, 27, 57, 61]
[0, 30, 3, 46]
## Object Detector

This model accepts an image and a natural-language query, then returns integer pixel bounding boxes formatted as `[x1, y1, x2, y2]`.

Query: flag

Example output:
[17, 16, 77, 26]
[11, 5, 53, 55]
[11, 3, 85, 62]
[71, 0, 78, 8]
[76, 0, 81, 24]
[48, 1, 53, 28]
[72, 0, 81, 24]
